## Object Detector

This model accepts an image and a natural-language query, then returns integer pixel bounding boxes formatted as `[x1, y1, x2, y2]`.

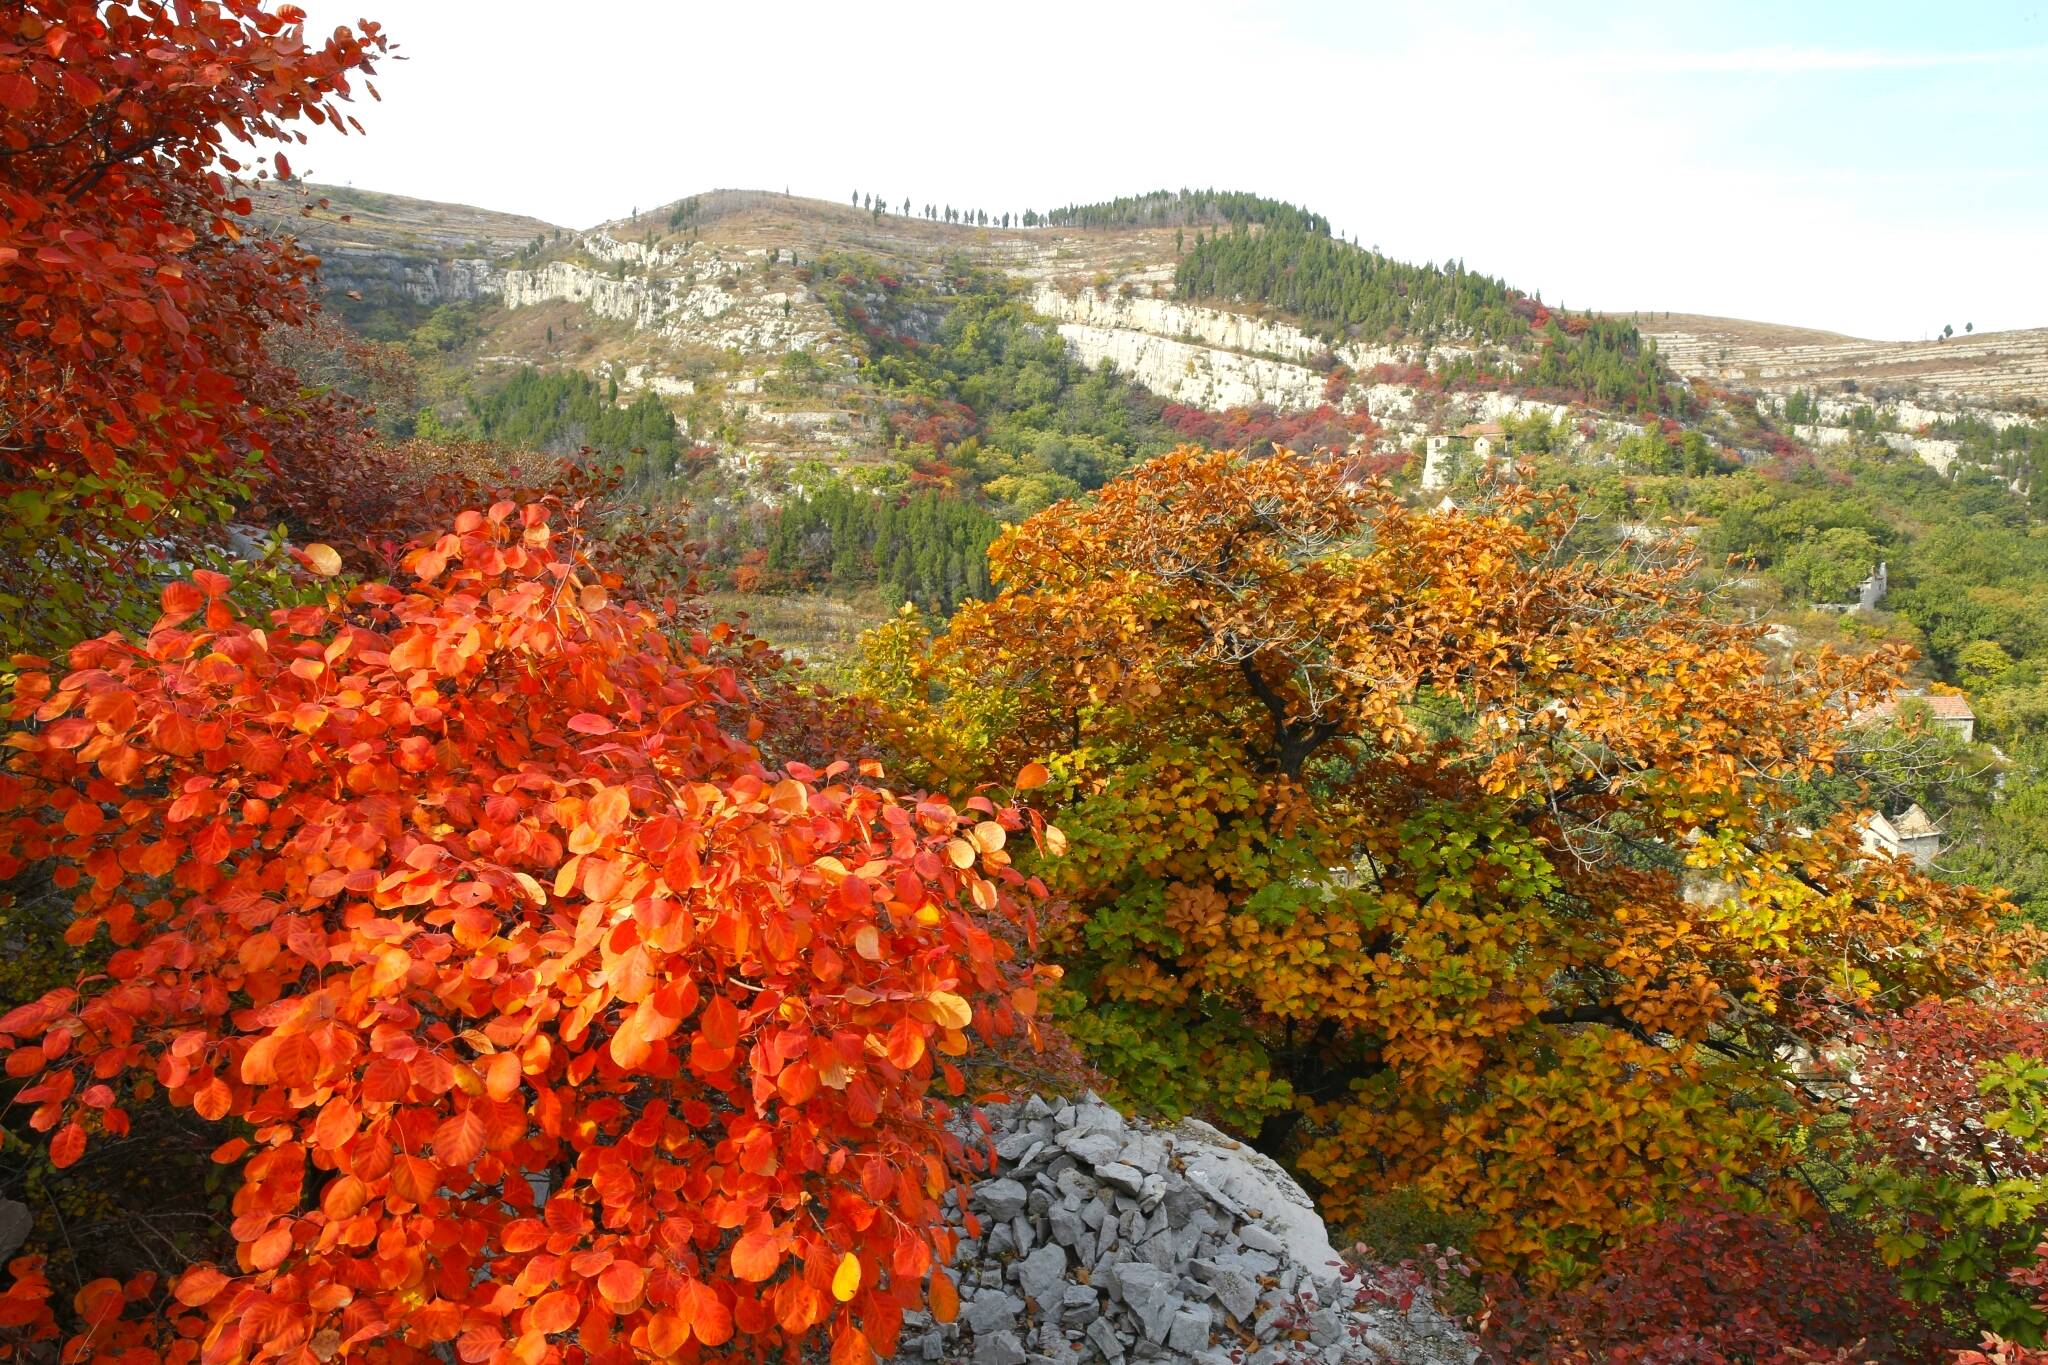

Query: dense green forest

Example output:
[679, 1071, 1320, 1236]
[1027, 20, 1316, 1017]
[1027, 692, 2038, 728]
[436, 366, 687, 486]
[1177, 223, 1524, 341]
[1931, 411, 2048, 514]
[819, 253, 1182, 516]
[763, 484, 995, 612]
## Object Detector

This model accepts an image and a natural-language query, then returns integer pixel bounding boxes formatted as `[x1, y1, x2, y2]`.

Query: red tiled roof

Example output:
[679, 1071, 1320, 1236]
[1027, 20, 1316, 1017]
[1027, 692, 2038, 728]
[1921, 693, 1975, 720]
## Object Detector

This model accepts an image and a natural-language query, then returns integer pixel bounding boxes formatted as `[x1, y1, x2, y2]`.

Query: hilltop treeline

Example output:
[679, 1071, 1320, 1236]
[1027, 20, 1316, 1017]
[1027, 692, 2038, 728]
[1034, 189, 1329, 233]
[1177, 222, 1523, 342]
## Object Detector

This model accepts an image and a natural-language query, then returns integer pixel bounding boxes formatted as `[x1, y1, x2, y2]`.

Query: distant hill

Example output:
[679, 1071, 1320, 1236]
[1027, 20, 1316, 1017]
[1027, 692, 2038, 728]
[1639, 311, 2048, 408]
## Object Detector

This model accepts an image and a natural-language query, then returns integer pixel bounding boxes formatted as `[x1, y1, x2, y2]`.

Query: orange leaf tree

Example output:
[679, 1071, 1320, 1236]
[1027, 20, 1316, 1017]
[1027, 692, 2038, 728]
[0, 503, 1044, 1364]
[861, 445, 2026, 1278]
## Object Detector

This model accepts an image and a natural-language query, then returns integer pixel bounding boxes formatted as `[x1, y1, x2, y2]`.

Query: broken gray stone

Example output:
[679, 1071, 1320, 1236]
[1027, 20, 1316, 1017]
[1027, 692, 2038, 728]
[1207, 1267, 1260, 1323]
[1237, 1222, 1284, 1256]
[975, 1178, 1029, 1220]
[1117, 1133, 1169, 1174]
[1016, 1244, 1066, 1305]
[961, 1291, 1021, 1336]
[984, 1221, 1016, 1260]
[1166, 1306, 1211, 1354]
[1059, 1131, 1123, 1166]
[0, 1201, 29, 1264]
[996, 1131, 1040, 1162]
[1111, 1262, 1178, 1343]
[1084, 1315, 1124, 1363]
[1047, 1203, 1085, 1248]
[895, 1095, 1476, 1364]
[974, 1331, 1027, 1365]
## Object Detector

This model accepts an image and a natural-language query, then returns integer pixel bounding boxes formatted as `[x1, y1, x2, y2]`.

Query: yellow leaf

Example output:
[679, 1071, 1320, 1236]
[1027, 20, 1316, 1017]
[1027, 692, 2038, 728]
[946, 838, 976, 869]
[303, 543, 343, 578]
[927, 991, 971, 1030]
[832, 1251, 861, 1302]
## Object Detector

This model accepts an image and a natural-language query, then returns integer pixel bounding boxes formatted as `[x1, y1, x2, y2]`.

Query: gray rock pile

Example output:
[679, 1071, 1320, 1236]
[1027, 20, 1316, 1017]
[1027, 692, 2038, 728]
[894, 1095, 1475, 1365]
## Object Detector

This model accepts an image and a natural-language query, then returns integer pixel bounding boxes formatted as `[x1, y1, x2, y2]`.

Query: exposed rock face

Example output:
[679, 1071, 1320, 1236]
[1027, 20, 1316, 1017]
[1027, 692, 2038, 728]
[892, 1095, 1475, 1365]
[485, 259, 831, 357]
[1050, 321, 1339, 413]
[1791, 423, 1962, 473]
[1028, 287, 1448, 415]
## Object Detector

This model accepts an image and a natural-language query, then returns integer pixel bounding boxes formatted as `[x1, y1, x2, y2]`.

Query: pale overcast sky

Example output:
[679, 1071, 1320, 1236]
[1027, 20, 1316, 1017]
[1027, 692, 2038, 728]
[289, 1, 2048, 340]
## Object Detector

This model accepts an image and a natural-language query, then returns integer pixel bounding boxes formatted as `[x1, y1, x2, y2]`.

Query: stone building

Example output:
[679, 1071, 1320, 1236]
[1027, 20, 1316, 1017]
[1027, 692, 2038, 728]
[1919, 692, 1977, 742]
[1859, 689, 1977, 744]
[1861, 803, 1943, 867]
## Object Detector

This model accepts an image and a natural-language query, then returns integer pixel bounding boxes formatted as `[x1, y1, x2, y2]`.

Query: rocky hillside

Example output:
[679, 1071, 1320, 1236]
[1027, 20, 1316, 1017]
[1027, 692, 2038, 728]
[262, 185, 1614, 472]
[259, 181, 2043, 509]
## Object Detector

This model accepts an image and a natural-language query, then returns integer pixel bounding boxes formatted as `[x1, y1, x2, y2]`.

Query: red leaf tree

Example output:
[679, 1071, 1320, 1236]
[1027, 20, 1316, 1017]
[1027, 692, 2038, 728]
[1477, 1202, 1934, 1363]
[0, 504, 1047, 1364]
[0, 0, 387, 483]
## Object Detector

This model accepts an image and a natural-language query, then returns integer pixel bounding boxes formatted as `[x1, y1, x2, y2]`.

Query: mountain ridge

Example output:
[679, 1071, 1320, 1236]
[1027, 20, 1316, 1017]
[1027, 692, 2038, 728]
[268, 181, 2048, 368]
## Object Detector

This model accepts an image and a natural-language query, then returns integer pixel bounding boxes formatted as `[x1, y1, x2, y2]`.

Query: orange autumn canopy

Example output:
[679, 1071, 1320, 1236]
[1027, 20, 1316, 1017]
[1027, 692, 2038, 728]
[866, 445, 2025, 1275]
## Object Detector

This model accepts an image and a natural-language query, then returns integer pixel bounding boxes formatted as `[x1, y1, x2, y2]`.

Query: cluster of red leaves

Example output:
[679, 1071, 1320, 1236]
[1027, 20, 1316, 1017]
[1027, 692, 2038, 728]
[248, 438, 703, 608]
[1365, 361, 1436, 390]
[0, 504, 1049, 1365]
[1849, 992, 2048, 1181]
[886, 400, 980, 455]
[1157, 402, 1379, 455]
[1963, 1248, 2048, 1365]
[0, 1, 387, 483]
[1477, 1204, 1930, 1364]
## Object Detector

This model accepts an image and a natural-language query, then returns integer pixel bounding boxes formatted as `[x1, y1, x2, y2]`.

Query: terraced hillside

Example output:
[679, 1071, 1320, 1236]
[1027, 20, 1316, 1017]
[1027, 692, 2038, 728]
[1641, 312, 2048, 409]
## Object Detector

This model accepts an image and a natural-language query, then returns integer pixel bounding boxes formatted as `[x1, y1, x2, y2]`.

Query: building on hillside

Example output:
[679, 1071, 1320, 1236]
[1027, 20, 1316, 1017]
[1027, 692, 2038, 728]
[1422, 423, 1509, 493]
[1861, 803, 1943, 868]
[1857, 689, 1977, 744]
[1459, 421, 1505, 464]
[1920, 691, 1976, 742]
[1855, 561, 1888, 612]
